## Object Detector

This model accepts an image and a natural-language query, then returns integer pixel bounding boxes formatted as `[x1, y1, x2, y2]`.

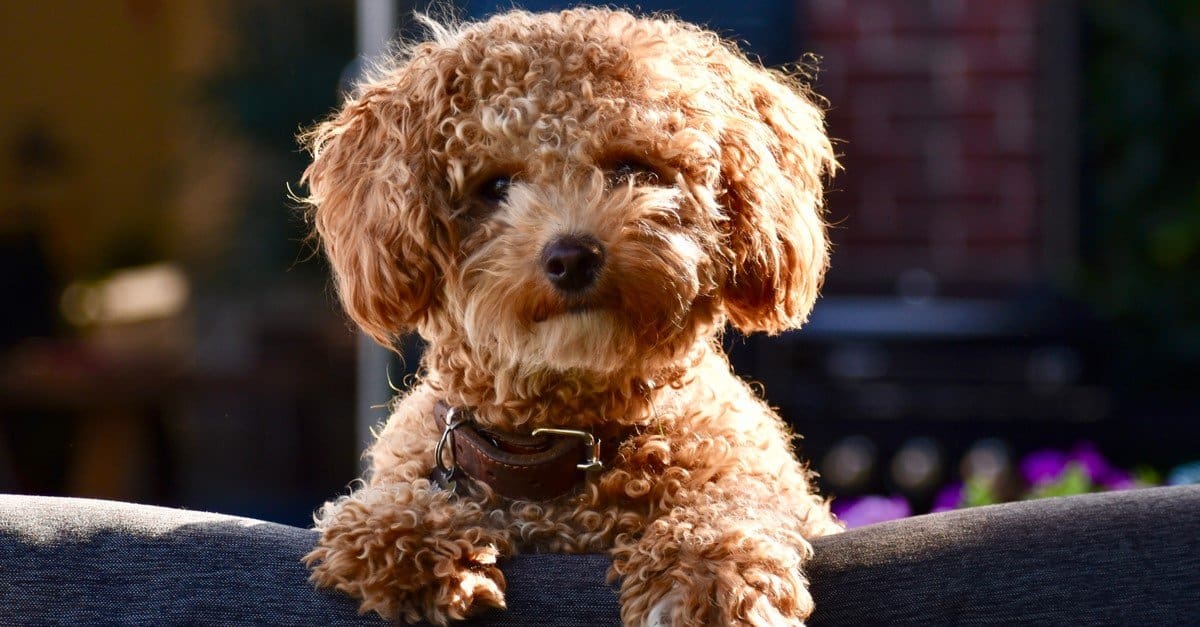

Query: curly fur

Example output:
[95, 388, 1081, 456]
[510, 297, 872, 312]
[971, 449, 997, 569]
[301, 8, 842, 625]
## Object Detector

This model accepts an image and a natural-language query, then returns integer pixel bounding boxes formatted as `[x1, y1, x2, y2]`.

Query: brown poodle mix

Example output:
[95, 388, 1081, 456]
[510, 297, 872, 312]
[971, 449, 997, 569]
[301, 8, 842, 626]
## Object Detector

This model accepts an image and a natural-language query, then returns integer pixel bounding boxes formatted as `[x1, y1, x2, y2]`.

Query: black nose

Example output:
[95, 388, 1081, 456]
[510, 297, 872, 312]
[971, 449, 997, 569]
[542, 235, 604, 293]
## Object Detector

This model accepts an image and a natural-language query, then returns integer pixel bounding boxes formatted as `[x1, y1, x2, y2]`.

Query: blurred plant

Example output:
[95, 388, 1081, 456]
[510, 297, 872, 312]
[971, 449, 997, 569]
[837, 442, 1199, 529]
[1168, 461, 1200, 486]
[1081, 1, 1200, 387]
[966, 441, 1153, 505]
[831, 495, 910, 529]
[931, 482, 966, 512]
[1021, 442, 1136, 490]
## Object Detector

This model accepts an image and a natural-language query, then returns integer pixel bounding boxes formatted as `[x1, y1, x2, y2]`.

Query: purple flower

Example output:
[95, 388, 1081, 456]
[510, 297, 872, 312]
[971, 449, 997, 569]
[833, 495, 911, 529]
[1020, 449, 1069, 485]
[1100, 472, 1136, 491]
[1021, 441, 1119, 487]
[931, 482, 964, 512]
[1067, 442, 1112, 482]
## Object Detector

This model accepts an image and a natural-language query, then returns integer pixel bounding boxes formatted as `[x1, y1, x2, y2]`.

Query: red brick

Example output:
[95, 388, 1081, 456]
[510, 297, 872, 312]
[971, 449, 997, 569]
[806, 0, 1043, 288]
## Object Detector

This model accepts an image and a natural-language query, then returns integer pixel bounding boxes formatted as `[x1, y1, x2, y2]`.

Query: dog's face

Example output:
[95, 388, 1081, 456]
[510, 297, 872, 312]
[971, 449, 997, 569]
[304, 9, 835, 377]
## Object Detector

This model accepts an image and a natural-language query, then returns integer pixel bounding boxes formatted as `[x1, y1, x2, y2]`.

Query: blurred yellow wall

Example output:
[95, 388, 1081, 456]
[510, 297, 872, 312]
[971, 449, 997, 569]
[0, 1, 228, 279]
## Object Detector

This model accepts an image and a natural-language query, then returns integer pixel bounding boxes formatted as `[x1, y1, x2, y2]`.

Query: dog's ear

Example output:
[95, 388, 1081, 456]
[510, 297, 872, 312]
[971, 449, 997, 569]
[301, 80, 449, 348]
[716, 63, 836, 335]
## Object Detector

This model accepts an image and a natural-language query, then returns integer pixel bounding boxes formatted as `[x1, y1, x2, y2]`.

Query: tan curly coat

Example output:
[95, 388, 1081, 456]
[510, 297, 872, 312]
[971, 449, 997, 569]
[301, 8, 843, 625]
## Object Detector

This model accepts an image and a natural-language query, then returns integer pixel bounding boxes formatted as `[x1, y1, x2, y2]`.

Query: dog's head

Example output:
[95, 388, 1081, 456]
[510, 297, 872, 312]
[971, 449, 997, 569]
[303, 9, 835, 377]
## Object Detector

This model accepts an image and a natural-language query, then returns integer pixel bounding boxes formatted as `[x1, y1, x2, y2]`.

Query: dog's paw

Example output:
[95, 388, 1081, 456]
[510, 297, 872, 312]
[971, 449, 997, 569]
[616, 520, 815, 627]
[426, 545, 507, 624]
[306, 487, 511, 625]
[636, 569, 810, 627]
[309, 538, 507, 625]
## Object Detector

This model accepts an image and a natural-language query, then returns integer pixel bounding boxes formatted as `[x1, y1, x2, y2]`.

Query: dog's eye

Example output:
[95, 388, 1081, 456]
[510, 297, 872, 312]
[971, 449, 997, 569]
[479, 175, 513, 203]
[608, 159, 661, 185]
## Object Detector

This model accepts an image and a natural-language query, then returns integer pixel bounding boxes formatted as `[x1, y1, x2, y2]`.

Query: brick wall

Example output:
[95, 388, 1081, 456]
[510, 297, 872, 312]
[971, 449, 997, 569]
[804, 0, 1043, 293]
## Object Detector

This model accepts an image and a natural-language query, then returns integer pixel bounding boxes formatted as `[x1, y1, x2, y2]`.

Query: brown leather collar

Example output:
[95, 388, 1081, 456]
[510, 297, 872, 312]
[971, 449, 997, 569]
[432, 401, 627, 501]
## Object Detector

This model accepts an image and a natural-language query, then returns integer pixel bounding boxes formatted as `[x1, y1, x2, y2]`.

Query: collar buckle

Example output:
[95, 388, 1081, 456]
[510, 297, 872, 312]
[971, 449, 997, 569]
[531, 427, 604, 472]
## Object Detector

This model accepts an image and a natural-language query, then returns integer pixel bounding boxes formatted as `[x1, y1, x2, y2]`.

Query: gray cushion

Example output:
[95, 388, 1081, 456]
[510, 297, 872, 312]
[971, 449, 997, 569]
[1, 486, 1197, 625]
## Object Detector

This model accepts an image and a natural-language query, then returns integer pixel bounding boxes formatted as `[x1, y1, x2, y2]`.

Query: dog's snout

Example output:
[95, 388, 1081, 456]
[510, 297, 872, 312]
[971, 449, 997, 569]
[541, 235, 604, 293]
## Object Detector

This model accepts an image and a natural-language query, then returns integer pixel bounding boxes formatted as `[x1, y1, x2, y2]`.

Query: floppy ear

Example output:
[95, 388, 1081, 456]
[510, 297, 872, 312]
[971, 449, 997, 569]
[716, 61, 837, 335]
[301, 79, 449, 348]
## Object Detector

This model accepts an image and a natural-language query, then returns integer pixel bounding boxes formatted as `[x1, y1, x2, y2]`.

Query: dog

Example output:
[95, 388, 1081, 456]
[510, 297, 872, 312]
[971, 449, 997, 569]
[301, 8, 842, 625]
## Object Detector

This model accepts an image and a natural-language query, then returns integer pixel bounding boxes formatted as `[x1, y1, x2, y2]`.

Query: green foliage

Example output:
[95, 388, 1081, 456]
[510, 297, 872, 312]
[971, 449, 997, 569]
[1133, 465, 1163, 486]
[1082, 1, 1200, 384]
[962, 476, 1000, 508]
[1026, 464, 1094, 500]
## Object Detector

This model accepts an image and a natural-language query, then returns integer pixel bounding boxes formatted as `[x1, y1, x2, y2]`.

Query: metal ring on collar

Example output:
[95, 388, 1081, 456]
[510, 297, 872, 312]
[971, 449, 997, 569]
[434, 407, 470, 478]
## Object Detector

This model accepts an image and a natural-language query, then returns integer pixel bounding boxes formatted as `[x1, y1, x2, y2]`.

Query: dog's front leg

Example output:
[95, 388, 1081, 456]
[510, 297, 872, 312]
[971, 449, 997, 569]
[612, 476, 833, 626]
[305, 480, 511, 625]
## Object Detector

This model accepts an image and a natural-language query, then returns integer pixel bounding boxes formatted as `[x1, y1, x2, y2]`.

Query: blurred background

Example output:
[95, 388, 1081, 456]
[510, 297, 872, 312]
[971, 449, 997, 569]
[0, 0, 1196, 528]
